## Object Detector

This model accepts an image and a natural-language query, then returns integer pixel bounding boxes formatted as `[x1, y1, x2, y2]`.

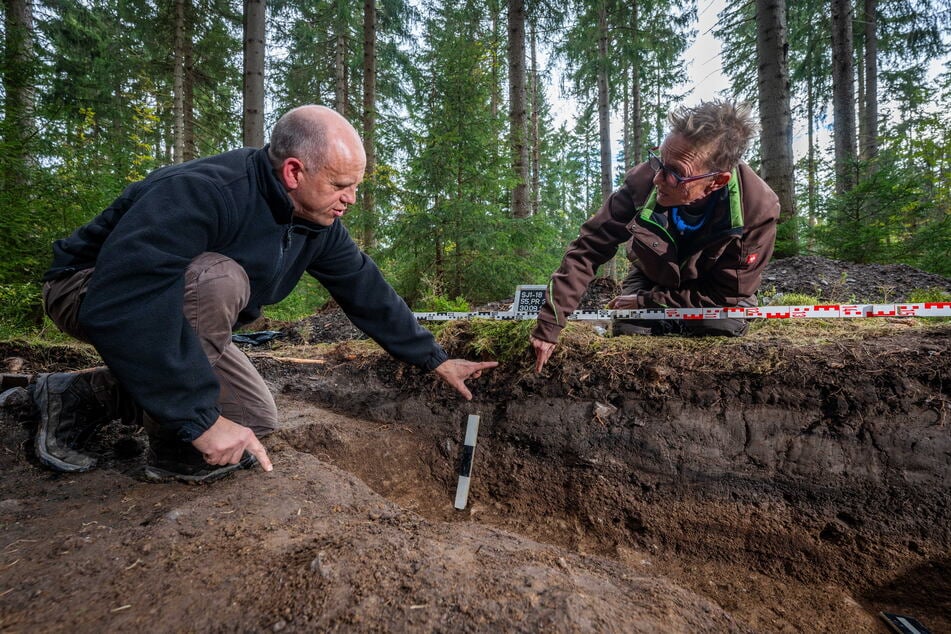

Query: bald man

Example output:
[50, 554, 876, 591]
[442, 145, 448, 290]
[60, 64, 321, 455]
[36, 105, 496, 483]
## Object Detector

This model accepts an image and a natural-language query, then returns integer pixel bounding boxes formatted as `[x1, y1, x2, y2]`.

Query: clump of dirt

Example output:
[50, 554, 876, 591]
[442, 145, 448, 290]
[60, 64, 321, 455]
[0, 255, 949, 633]
[577, 275, 622, 309]
[275, 300, 369, 345]
[2, 341, 101, 374]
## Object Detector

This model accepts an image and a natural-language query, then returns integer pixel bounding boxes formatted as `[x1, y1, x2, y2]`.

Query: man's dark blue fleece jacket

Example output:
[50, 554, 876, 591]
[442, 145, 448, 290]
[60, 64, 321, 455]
[43, 147, 449, 442]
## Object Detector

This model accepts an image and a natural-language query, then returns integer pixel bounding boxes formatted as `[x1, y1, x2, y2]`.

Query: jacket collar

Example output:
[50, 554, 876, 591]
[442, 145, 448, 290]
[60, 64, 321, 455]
[639, 166, 743, 230]
[253, 145, 296, 225]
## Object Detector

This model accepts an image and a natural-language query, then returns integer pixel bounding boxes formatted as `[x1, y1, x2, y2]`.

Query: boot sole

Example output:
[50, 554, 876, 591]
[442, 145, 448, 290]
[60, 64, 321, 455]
[143, 455, 257, 484]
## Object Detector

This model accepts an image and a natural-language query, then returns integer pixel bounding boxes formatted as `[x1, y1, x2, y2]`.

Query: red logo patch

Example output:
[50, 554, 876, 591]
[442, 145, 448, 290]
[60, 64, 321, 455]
[745, 253, 758, 265]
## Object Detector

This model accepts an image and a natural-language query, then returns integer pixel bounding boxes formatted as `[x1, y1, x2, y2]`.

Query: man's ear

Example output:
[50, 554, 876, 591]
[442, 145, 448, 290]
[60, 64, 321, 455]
[710, 171, 732, 190]
[279, 158, 305, 190]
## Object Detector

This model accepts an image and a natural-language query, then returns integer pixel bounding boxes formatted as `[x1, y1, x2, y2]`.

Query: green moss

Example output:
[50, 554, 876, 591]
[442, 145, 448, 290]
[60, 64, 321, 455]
[434, 319, 536, 364]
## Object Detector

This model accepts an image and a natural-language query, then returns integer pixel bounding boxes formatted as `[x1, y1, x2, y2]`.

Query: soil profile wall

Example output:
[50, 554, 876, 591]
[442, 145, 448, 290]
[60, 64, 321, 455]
[267, 324, 950, 548]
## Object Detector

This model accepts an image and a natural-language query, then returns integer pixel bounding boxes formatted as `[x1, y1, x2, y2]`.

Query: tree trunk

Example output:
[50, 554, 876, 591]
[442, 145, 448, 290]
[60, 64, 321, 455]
[630, 0, 642, 168]
[243, 0, 266, 148]
[490, 5, 500, 118]
[830, 0, 857, 193]
[597, 2, 615, 278]
[856, 43, 865, 155]
[596, 3, 611, 199]
[172, 0, 186, 163]
[806, 70, 817, 246]
[182, 0, 195, 161]
[623, 73, 630, 169]
[334, 2, 348, 117]
[2, 0, 35, 181]
[507, 0, 530, 218]
[860, 0, 878, 164]
[529, 21, 540, 217]
[360, 0, 377, 249]
[755, 0, 796, 252]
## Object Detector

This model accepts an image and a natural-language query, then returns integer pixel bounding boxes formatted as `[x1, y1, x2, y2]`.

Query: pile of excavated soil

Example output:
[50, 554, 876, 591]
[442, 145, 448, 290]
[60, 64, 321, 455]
[0, 255, 948, 633]
[760, 256, 951, 303]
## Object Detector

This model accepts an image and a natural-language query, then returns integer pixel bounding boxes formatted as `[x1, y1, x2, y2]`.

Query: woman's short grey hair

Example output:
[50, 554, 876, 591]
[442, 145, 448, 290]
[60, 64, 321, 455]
[267, 106, 328, 170]
[667, 100, 757, 171]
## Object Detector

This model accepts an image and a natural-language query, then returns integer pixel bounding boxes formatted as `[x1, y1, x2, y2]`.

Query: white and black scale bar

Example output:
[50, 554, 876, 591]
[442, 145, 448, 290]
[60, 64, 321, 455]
[415, 302, 951, 322]
[453, 414, 480, 510]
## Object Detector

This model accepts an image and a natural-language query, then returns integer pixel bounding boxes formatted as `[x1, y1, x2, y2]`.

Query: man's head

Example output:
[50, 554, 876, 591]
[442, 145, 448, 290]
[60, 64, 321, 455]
[651, 100, 756, 207]
[268, 105, 366, 226]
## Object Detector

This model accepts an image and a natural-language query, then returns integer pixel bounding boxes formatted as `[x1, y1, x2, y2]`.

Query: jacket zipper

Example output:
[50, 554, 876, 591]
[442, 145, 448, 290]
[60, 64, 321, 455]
[260, 225, 294, 301]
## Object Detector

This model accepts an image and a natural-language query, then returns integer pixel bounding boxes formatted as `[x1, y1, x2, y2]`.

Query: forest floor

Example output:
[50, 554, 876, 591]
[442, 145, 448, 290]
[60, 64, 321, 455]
[0, 255, 949, 633]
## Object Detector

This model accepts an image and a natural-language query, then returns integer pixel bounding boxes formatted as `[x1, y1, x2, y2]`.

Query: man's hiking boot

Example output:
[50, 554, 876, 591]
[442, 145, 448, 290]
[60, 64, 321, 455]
[32, 370, 118, 472]
[142, 424, 255, 484]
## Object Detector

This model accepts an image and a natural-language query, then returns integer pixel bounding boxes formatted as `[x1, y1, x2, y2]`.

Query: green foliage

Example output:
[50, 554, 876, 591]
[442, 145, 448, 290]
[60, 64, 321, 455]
[0, 283, 43, 337]
[415, 283, 470, 312]
[390, 1, 543, 305]
[269, 0, 359, 111]
[774, 216, 803, 259]
[2, 0, 949, 335]
[907, 288, 951, 303]
[904, 213, 951, 277]
[0, 162, 48, 284]
[813, 154, 948, 275]
[562, 0, 694, 143]
[261, 276, 330, 323]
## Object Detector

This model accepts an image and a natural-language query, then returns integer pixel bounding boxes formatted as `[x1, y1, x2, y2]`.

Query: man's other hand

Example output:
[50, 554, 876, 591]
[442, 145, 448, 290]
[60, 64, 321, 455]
[607, 294, 640, 309]
[434, 359, 499, 400]
[192, 416, 273, 472]
[531, 336, 556, 373]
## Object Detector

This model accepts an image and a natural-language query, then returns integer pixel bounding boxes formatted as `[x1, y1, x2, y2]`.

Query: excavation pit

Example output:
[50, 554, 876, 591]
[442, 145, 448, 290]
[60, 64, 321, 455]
[267, 320, 950, 633]
[0, 316, 948, 632]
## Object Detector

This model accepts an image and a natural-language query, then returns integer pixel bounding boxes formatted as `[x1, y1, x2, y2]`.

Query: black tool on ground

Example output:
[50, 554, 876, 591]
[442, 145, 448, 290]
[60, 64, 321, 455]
[231, 331, 284, 346]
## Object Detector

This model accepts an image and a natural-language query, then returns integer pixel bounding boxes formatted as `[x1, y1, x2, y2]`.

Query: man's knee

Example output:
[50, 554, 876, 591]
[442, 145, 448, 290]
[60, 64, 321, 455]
[684, 318, 749, 337]
[183, 253, 250, 328]
[620, 266, 653, 295]
[612, 319, 681, 337]
[42, 268, 97, 343]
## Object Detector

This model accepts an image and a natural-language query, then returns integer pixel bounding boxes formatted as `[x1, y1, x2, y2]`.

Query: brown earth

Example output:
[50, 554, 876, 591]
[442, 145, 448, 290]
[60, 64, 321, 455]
[0, 255, 949, 633]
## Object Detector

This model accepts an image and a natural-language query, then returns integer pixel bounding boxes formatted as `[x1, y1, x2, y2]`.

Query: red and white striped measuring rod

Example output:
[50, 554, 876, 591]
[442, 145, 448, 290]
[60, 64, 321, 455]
[414, 302, 951, 322]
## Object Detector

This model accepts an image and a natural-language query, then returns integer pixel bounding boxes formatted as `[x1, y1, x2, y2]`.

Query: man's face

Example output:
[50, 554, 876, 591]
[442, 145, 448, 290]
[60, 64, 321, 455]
[287, 143, 366, 226]
[652, 133, 727, 207]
